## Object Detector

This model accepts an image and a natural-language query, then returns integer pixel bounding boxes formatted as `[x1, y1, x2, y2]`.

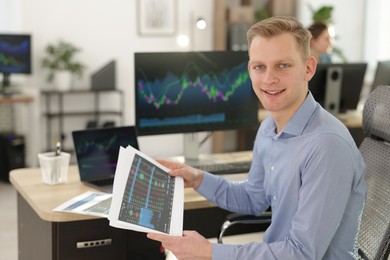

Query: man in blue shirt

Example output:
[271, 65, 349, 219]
[147, 16, 367, 259]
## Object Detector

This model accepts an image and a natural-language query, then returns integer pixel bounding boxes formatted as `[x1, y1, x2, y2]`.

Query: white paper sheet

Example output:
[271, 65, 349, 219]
[108, 146, 184, 236]
[53, 191, 112, 218]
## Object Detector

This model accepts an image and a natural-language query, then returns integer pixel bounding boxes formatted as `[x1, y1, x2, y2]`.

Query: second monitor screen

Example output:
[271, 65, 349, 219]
[135, 51, 259, 136]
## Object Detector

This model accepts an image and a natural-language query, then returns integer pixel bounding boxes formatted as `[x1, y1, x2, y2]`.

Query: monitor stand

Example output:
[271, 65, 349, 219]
[0, 73, 18, 96]
[183, 132, 199, 161]
[182, 132, 215, 166]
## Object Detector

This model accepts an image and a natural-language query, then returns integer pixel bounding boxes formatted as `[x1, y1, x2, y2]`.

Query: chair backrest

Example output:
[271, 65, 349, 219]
[358, 85, 390, 260]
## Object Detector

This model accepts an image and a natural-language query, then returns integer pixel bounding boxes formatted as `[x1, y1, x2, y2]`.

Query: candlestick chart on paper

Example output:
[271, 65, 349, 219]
[118, 154, 175, 234]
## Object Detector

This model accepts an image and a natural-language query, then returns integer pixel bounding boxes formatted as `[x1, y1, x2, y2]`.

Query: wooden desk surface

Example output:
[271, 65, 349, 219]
[259, 109, 362, 128]
[10, 165, 223, 223]
[0, 95, 33, 103]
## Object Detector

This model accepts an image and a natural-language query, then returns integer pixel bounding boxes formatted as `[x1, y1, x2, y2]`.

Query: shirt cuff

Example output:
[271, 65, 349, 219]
[212, 243, 236, 260]
[196, 171, 221, 199]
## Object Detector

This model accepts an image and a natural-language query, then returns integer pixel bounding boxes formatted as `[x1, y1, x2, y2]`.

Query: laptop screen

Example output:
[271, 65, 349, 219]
[72, 126, 139, 181]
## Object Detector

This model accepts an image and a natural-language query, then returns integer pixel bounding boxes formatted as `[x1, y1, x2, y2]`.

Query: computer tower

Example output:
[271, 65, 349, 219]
[0, 133, 25, 182]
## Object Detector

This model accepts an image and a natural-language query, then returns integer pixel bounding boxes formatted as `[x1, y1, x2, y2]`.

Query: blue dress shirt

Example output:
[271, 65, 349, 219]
[320, 53, 332, 63]
[197, 92, 367, 259]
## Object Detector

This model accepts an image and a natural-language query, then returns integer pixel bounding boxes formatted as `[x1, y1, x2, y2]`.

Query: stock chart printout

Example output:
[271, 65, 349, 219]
[53, 191, 112, 218]
[118, 154, 175, 233]
[109, 146, 184, 236]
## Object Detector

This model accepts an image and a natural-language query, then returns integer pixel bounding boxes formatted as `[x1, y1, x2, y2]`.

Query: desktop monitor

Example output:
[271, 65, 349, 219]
[134, 51, 259, 159]
[0, 34, 32, 92]
[371, 60, 390, 92]
[91, 60, 116, 91]
[309, 63, 367, 115]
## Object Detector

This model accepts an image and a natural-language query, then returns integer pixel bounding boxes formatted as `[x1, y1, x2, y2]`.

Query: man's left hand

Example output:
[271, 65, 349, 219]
[147, 230, 212, 260]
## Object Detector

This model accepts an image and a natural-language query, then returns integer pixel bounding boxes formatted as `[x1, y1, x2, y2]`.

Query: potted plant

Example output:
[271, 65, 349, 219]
[41, 40, 85, 91]
[310, 5, 333, 24]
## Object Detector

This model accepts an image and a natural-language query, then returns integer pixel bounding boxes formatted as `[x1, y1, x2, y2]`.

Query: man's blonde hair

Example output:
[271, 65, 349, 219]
[247, 16, 311, 60]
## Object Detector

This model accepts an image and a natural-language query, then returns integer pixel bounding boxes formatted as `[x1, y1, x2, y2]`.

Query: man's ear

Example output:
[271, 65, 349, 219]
[304, 56, 317, 81]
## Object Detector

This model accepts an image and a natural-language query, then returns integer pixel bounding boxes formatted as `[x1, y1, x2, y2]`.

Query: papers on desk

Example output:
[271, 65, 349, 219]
[53, 146, 184, 236]
[53, 191, 112, 218]
[108, 146, 184, 236]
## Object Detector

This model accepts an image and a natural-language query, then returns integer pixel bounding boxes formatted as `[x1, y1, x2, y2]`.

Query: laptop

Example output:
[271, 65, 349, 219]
[72, 126, 139, 193]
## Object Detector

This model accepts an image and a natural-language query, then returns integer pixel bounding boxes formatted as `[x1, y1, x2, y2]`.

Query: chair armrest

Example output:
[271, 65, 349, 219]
[218, 212, 272, 244]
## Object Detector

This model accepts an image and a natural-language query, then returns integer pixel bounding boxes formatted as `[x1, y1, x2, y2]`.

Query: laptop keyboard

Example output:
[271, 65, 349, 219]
[196, 161, 251, 175]
[90, 178, 114, 186]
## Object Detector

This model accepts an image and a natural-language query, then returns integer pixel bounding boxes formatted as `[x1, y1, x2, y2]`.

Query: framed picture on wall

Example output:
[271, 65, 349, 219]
[137, 0, 176, 36]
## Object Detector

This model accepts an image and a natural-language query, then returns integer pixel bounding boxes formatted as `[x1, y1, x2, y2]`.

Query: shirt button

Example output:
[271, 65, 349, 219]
[270, 165, 275, 171]
[273, 196, 276, 200]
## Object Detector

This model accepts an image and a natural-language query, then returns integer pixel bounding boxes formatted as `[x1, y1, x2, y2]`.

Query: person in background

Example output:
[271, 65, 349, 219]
[148, 16, 366, 259]
[308, 21, 333, 63]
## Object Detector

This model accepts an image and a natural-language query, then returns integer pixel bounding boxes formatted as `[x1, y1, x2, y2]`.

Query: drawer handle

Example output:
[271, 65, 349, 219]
[76, 238, 112, 249]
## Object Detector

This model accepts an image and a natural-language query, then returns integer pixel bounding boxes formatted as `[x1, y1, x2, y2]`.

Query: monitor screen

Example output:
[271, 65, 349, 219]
[134, 51, 259, 136]
[371, 60, 390, 92]
[309, 63, 367, 114]
[0, 34, 32, 89]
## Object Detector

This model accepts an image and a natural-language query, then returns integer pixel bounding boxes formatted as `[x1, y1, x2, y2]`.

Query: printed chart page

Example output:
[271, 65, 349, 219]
[108, 146, 184, 236]
[53, 191, 112, 218]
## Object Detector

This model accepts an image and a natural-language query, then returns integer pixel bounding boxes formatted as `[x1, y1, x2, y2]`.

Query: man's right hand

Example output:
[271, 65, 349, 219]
[157, 160, 204, 190]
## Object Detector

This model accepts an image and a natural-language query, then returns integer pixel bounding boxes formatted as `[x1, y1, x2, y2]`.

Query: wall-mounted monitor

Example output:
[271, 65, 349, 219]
[309, 63, 367, 115]
[0, 34, 32, 93]
[134, 51, 259, 160]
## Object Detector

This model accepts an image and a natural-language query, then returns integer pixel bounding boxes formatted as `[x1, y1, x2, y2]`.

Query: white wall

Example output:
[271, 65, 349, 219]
[1, 0, 214, 164]
[4, 0, 386, 165]
[296, 0, 366, 62]
[363, 0, 390, 81]
[296, 0, 370, 111]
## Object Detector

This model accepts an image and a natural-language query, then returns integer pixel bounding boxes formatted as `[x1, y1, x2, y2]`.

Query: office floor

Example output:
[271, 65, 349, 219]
[0, 180, 17, 260]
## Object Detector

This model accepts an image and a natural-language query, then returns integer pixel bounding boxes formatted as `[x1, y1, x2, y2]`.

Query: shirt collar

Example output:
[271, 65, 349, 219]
[262, 91, 317, 139]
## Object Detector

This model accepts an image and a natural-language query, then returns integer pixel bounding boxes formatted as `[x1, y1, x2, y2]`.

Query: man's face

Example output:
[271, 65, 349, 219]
[248, 33, 316, 116]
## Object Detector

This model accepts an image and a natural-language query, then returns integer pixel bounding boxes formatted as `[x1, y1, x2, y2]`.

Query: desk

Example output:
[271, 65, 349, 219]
[214, 109, 363, 153]
[233, 109, 364, 151]
[258, 109, 363, 129]
[0, 94, 33, 132]
[0, 95, 33, 103]
[10, 152, 250, 260]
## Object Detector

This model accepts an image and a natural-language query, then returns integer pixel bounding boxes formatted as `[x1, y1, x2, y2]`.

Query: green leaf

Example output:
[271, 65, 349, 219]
[41, 40, 86, 82]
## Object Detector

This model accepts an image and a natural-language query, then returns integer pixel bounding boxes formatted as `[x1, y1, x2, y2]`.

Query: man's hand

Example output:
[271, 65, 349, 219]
[158, 160, 204, 190]
[147, 230, 212, 260]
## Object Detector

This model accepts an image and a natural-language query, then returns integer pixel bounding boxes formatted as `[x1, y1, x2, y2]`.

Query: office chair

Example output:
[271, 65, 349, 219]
[357, 84, 390, 260]
[217, 210, 271, 244]
[217, 85, 390, 260]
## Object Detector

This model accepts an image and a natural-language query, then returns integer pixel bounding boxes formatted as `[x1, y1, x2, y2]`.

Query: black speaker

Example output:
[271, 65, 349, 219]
[324, 66, 343, 115]
[228, 24, 250, 51]
[0, 133, 25, 182]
